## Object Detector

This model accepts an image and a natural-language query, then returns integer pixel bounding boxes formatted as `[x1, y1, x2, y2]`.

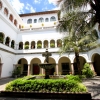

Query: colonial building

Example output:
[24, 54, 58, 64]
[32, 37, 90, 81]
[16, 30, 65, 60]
[0, 0, 100, 78]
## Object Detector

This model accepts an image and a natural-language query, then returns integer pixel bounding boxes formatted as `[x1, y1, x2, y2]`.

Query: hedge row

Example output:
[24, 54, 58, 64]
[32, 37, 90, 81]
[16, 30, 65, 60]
[5, 78, 87, 93]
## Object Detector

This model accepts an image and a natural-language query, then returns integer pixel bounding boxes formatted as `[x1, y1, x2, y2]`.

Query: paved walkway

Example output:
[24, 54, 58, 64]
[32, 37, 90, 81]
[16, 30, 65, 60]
[0, 77, 100, 99]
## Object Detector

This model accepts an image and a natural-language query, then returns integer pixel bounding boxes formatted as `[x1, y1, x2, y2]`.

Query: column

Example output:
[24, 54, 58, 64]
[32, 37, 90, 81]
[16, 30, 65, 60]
[13, 64, 17, 70]
[35, 43, 37, 49]
[48, 42, 50, 48]
[23, 44, 25, 49]
[0, 63, 3, 78]
[55, 42, 57, 48]
[29, 43, 31, 49]
[71, 63, 74, 75]
[55, 64, 58, 75]
[27, 64, 31, 76]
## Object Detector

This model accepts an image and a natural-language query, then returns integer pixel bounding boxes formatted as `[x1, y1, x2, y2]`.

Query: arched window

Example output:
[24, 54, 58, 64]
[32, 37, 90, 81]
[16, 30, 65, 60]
[27, 19, 32, 24]
[14, 19, 17, 26]
[34, 19, 37, 23]
[45, 18, 49, 22]
[4, 8, 8, 16]
[50, 16, 56, 21]
[9, 14, 13, 22]
[38, 17, 44, 23]
[0, 1, 2, 10]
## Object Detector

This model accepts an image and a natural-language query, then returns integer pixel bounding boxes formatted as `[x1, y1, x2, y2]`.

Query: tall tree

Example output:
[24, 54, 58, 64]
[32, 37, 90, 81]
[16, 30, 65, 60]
[56, 0, 99, 74]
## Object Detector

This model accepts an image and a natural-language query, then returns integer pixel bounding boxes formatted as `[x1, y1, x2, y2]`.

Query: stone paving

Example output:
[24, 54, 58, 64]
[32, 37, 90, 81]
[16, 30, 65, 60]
[0, 76, 100, 100]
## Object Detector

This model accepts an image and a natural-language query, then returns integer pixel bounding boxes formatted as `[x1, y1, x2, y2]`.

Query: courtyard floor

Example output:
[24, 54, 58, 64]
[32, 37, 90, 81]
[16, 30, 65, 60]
[0, 76, 100, 100]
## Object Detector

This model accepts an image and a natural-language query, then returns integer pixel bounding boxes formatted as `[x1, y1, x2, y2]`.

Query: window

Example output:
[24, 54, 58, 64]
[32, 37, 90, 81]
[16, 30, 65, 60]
[27, 19, 32, 24]
[4, 8, 8, 16]
[50, 16, 56, 21]
[0, 1, 2, 9]
[38, 17, 44, 23]
[45, 18, 49, 22]
[34, 19, 37, 23]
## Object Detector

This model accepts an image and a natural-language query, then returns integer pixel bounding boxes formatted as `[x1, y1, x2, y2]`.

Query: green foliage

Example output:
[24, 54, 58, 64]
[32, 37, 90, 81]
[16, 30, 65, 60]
[82, 63, 94, 78]
[37, 44, 42, 48]
[50, 43, 55, 48]
[24, 45, 29, 49]
[66, 75, 81, 82]
[5, 78, 87, 93]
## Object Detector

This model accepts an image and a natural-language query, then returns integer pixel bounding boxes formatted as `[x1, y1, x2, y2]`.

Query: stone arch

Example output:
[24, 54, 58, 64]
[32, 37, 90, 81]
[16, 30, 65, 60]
[57, 39, 62, 47]
[0, 1, 3, 10]
[38, 17, 44, 23]
[37, 40, 42, 49]
[9, 14, 13, 22]
[50, 16, 56, 21]
[11, 40, 15, 49]
[50, 39, 55, 48]
[44, 57, 56, 75]
[4, 7, 9, 16]
[14, 19, 17, 26]
[91, 53, 100, 76]
[58, 56, 71, 75]
[17, 58, 28, 76]
[73, 56, 86, 74]
[30, 58, 41, 75]
[43, 40, 48, 48]
[19, 42, 23, 49]
[5, 36, 10, 46]
[31, 41, 35, 49]
[0, 32, 5, 43]
[24, 41, 29, 49]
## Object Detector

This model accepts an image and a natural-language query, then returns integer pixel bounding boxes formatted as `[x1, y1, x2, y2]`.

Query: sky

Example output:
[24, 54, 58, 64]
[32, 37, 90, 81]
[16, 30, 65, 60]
[8, 0, 59, 14]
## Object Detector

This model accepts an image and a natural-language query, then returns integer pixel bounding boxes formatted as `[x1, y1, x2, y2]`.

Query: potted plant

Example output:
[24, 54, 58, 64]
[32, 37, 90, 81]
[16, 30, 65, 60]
[37, 43, 42, 48]
[50, 43, 55, 48]
[24, 45, 29, 49]
[21, 25, 24, 28]
[12, 66, 21, 78]
[41, 23, 44, 27]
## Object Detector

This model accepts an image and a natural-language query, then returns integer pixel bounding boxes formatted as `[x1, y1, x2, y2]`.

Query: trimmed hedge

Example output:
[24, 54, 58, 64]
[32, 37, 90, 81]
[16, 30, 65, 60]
[5, 78, 87, 93]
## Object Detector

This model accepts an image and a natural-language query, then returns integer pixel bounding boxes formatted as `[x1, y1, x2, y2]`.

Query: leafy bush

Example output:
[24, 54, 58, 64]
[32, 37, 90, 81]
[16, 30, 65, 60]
[82, 63, 94, 78]
[66, 75, 81, 82]
[5, 78, 87, 93]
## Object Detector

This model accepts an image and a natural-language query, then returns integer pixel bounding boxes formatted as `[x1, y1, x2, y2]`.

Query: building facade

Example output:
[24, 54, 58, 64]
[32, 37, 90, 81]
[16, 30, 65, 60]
[0, 0, 100, 78]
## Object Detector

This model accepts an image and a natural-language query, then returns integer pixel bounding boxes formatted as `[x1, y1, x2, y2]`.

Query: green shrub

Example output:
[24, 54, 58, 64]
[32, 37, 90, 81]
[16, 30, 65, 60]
[66, 75, 81, 82]
[5, 78, 87, 93]
[82, 63, 94, 78]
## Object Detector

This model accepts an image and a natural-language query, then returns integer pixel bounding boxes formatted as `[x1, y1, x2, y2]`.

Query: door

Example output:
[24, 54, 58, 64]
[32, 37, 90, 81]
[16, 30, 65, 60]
[33, 64, 40, 75]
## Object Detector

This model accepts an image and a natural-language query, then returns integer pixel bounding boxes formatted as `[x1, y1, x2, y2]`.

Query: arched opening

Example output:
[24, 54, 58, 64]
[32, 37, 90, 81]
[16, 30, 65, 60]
[31, 41, 35, 49]
[27, 19, 32, 24]
[19, 42, 23, 49]
[45, 18, 49, 22]
[30, 58, 41, 75]
[5, 37, 10, 46]
[19, 25, 21, 29]
[0, 32, 4, 43]
[92, 53, 100, 76]
[24, 41, 29, 49]
[50, 16, 56, 21]
[14, 19, 17, 26]
[73, 56, 86, 75]
[44, 57, 56, 75]
[57, 39, 62, 47]
[0, 1, 3, 10]
[38, 17, 44, 23]
[50, 40, 55, 48]
[11, 40, 15, 49]
[9, 14, 13, 22]
[43, 40, 48, 48]
[58, 57, 71, 75]
[17, 58, 28, 76]
[4, 7, 8, 16]
[34, 19, 37, 23]
[37, 40, 42, 49]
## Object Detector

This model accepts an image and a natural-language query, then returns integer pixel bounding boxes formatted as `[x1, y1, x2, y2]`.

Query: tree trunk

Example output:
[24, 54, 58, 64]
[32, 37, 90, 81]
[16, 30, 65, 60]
[75, 52, 81, 75]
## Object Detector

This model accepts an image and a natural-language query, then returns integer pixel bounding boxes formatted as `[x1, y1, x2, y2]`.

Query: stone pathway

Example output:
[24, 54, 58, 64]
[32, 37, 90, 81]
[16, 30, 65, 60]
[82, 76, 100, 100]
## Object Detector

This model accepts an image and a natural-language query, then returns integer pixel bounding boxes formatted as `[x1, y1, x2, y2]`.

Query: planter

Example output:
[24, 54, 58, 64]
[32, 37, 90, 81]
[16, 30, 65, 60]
[0, 91, 92, 100]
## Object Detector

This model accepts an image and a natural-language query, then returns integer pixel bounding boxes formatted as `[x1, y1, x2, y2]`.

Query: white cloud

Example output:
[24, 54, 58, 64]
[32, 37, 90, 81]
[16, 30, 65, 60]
[26, 3, 36, 13]
[48, 0, 59, 5]
[42, 7, 48, 11]
[33, 0, 42, 4]
[8, 0, 24, 14]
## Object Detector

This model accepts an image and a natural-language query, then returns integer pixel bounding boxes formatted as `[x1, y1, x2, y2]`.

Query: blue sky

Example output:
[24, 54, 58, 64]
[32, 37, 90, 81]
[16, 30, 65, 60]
[8, 0, 59, 14]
